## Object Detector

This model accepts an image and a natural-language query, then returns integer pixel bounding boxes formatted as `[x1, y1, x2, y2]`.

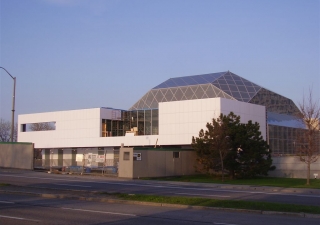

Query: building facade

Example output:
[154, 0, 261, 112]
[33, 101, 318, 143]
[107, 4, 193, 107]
[18, 71, 319, 178]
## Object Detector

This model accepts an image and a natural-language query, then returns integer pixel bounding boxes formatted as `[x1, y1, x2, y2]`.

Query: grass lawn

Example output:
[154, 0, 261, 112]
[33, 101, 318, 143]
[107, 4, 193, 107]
[143, 174, 320, 189]
[111, 193, 320, 215]
[102, 175, 320, 215]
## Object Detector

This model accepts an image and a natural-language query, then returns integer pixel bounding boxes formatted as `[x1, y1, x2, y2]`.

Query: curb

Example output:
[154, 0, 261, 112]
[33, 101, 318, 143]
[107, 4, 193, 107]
[1, 189, 320, 218]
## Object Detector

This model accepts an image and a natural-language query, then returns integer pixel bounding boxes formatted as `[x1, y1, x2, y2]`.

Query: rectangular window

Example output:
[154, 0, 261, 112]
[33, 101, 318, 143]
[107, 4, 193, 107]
[145, 110, 152, 135]
[173, 152, 180, 158]
[21, 122, 56, 132]
[102, 119, 107, 137]
[152, 109, 159, 135]
[21, 124, 26, 132]
[123, 152, 130, 160]
[102, 119, 126, 137]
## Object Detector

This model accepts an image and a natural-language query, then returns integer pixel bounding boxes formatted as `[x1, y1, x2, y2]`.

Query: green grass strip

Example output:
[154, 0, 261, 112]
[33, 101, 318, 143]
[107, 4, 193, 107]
[144, 175, 320, 189]
[113, 193, 320, 214]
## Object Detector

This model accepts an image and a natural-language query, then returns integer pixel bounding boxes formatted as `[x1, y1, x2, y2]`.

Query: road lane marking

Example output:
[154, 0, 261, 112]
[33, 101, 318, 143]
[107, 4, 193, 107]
[61, 207, 136, 217]
[0, 215, 40, 222]
[175, 193, 230, 198]
[54, 184, 91, 188]
[0, 201, 14, 204]
[214, 223, 239, 225]
[1, 174, 320, 199]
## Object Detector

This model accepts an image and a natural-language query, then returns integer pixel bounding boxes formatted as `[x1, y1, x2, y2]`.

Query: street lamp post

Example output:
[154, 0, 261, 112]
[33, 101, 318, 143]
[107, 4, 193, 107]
[0, 67, 16, 142]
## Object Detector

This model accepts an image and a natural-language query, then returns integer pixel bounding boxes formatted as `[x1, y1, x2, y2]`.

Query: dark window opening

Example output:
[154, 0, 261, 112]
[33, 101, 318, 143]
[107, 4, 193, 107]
[173, 152, 180, 158]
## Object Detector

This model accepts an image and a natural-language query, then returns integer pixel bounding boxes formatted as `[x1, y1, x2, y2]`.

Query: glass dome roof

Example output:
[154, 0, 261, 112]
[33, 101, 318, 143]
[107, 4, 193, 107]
[129, 71, 300, 115]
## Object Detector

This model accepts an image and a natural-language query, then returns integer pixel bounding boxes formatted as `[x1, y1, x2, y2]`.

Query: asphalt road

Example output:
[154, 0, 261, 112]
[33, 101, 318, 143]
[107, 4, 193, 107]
[0, 169, 319, 207]
[1, 192, 319, 225]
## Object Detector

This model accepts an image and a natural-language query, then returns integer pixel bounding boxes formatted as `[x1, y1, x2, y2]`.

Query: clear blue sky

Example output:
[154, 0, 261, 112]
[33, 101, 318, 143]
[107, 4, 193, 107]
[0, 0, 319, 121]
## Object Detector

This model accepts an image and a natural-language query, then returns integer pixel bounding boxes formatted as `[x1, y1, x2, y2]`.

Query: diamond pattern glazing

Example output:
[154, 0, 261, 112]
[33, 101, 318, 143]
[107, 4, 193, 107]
[129, 83, 235, 110]
[129, 71, 299, 113]
[249, 88, 300, 115]
[211, 71, 261, 102]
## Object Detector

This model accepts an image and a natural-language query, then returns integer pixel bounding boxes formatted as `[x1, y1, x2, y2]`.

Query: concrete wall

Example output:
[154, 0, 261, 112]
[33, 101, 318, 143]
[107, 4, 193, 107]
[0, 142, 34, 169]
[118, 147, 196, 178]
[118, 147, 134, 178]
[269, 156, 320, 178]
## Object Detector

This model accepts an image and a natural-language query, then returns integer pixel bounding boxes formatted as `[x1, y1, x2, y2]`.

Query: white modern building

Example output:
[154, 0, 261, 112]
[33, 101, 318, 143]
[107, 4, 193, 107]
[18, 71, 319, 178]
[18, 98, 266, 149]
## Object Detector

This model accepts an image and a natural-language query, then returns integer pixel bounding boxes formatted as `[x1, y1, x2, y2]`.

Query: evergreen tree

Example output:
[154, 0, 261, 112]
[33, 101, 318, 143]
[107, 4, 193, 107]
[192, 112, 240, 181]
[225, 121, 275, 178]
[192, 112, 275, 180]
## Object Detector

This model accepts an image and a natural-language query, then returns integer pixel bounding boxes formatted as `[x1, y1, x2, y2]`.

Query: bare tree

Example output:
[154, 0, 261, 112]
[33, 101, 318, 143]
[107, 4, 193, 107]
[29, 122, 55, 131]
[0, 118, 17, 142]
[297, 88, 320, 185]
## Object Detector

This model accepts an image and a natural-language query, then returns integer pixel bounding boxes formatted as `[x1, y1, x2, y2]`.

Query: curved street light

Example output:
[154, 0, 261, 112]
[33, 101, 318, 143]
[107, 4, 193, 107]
[0, 67, 16, 142]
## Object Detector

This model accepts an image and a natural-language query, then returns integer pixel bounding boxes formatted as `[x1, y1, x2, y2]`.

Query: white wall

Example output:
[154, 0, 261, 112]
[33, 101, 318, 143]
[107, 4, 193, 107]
[221, 98, 267, 139]
[269, 156, 320, 178]
[19, 108, 101, 148]
[18, 108, 159, 148]
[158, 98, 266, 145]
[18, 98, 266, 149]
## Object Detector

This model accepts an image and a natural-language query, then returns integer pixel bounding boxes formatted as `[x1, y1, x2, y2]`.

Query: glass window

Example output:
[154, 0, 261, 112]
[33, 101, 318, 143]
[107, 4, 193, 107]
[223, 74, 233, 80]
[102, 119, 107, 137]
[218, 84, 230, 92]
[181, 76, 199, 86]
[164, 89, 174, 101]
[228, 85, 239, 92]
[224, 79, 237, 86]
[184, 87, 194, 99]
[172, 78, 187, 87]
[144, 92, 155, 108]
[131, 111, 137, 128]
[243, 80, 253, 86]
[24, 122, 56, 132]
[231, 91, 242, 99]
[102, 119, 112, 137]
[192, 74, 208, 84]
[246, 86, 256, 93]
[232, 76, 243, 82]
[240, 92, 250, 99]
[154, 90, 165, 103]
[174, 88, 184, 100]
[145, 110, 152, 135]
[237, 86, 248, 92]
[152, 109, 159, 135]
[217, 79, 227, 85]
[201, 72, 224, 83]
[250, 88, 301, 115]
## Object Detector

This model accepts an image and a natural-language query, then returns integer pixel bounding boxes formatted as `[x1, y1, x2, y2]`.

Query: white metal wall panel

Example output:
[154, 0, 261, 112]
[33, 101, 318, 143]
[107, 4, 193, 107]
[158, 98, 266, 145]
[18, 99, 265, 149]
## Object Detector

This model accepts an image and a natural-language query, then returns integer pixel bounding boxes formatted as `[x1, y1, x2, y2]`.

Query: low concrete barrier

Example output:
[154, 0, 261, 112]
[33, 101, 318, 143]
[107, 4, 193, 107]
[0, 142, 34, 170]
